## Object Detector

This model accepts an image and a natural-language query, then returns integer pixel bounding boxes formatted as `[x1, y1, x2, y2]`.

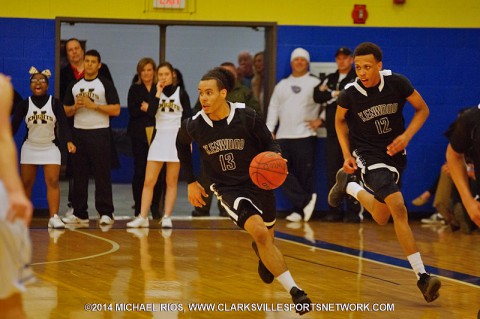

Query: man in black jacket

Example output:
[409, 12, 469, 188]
[313, 47, 359, 222]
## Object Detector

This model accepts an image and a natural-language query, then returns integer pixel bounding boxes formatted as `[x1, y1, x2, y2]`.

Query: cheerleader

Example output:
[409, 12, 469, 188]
[127, 62, 191, 228]
[12, 67, 76, 229]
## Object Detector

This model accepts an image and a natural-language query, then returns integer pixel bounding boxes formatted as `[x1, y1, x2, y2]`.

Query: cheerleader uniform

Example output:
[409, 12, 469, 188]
[12, 95, 72, 165]
[147, 84, 191, 162]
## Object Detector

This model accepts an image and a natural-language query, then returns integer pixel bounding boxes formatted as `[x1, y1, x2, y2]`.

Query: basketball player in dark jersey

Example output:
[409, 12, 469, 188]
[176, 68, 312, 315]
[328, 42, 441, 302]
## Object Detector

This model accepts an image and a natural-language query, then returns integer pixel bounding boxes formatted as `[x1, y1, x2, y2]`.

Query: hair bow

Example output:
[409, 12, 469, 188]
[29, 66, 51, 78]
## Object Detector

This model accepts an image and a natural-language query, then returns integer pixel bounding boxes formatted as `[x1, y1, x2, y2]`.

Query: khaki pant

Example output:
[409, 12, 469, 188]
[432, 171, 456, 226]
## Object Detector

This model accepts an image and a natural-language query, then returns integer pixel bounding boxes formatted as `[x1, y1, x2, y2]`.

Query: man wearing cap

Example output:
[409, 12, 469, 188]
[266, 47, 320, 222]
[313, 47, 359, 223]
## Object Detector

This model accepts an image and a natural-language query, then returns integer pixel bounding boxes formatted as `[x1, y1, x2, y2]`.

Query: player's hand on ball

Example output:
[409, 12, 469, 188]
[188, 181, 208, 207]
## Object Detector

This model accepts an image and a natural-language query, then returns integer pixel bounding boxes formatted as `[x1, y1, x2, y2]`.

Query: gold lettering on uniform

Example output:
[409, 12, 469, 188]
[159, 100, 181, 112]
[27, 114, 54, 122]
[357, 103, 398, 122]
[203, 139, 245, 155]
[76, 89, 99, 101]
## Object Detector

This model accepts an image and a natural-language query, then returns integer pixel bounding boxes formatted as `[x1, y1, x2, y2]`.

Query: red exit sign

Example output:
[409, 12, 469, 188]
[153, 0, 185, 9]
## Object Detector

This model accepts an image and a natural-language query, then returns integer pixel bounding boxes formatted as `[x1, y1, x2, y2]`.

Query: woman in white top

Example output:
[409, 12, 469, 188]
[12, 68, 76, 229]
[127, 62, 191, 228]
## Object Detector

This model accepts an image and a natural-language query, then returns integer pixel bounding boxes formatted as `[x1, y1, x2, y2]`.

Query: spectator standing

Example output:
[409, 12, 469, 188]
[127, 62, 191, 228]
[59, 38, 115, 216]
[313, 47, 359, 222]
[127, 58, 164, 219]
[237, 51, 254, 89]
[251, 51, 265, 111]
[266, 47, 319, 222]
[62, 50, 120, 227]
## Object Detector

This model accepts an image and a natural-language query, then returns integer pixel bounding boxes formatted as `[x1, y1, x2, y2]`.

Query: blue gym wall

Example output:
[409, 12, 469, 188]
[2, 18, 480, 213]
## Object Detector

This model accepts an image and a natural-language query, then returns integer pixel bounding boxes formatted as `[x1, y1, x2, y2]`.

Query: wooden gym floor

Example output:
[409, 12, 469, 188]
[24, 215, 480, 319]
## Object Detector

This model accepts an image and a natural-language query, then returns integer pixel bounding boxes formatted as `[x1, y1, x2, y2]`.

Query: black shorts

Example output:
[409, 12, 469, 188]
[210, 183, 276, 230]
[353, 149, 406, 202]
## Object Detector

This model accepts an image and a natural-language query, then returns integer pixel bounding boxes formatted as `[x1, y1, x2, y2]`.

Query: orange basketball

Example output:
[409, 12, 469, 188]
[249, 151, 288, 190]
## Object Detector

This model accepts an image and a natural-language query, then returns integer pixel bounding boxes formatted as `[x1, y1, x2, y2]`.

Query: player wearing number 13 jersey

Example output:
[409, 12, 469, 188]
[176, 67, 313, 315]
[329, 42, 441, 303]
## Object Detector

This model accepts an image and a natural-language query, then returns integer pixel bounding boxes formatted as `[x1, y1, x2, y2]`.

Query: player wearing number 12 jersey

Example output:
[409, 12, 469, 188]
[176, 67, 312, 315]
[328, 42, 441, 303]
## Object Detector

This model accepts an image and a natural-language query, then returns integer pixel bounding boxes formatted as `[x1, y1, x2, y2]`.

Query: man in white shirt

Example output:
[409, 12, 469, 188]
[266, 48, 320, 222]
[63, 50, 120, 227]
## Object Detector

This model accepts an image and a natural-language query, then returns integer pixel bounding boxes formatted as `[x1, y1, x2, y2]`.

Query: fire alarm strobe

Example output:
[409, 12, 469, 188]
[352, 4, 368, 24]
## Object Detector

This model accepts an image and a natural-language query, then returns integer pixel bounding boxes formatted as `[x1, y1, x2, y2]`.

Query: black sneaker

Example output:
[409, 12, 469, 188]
[417, 273, 441, 303]
[290, 287, 312, 315]
[328, 168, 350, 207]
[251, 241, 274, 284]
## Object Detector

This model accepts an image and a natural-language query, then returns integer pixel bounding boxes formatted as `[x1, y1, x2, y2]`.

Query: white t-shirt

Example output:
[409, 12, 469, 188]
[67, 77, 119, 129]
[266, 73, 321, 139]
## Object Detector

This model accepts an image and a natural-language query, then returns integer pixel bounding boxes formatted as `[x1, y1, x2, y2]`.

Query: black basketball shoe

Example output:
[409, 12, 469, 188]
[328, 168, 351, 207]
[290, 287, 312, 315]
[251, 241, 274, 284]
[417, 273, 441, 302]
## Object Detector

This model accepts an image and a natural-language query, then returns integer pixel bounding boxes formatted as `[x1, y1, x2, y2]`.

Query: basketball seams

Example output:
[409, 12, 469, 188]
[249, 151, 288, 190]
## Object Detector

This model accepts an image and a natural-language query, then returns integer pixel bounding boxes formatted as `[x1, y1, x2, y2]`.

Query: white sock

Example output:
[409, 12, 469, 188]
[276, 270, 299, 292]
[407, 252, 426, 279]
[346, 182, 364, 199]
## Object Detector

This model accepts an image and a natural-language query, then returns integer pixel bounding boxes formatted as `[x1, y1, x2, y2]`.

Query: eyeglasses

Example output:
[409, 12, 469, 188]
[30, 78, 47, 84]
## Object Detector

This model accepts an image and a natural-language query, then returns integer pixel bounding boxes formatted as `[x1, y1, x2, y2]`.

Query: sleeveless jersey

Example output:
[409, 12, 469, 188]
[178, 103, 281, 186]
[337, 70, 414, 153]
[25, 96, 56, 145]
[156, 86, 183, 131]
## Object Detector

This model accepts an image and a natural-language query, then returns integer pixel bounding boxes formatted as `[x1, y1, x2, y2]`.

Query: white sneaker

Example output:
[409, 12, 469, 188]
[421, 213, 445, 225]
[126, 216, 149, 228]
[99, 215, 114, 225]
[48, 214, 66, 229]
[161, 216, 173, 228]
[303, 193, 317, 222]
[286, 212, 302, 222]
[62, 214, 89, 224]
[64, 206, 74, 217]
